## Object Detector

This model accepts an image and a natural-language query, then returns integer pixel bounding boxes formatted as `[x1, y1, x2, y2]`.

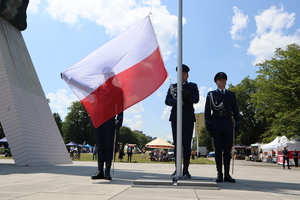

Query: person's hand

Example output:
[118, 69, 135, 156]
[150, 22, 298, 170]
[182, 89, 192, 102]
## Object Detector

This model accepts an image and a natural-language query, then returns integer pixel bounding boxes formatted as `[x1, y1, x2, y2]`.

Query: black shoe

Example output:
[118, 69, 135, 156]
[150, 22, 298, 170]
[224, 174, 235, 183]
[105, 174, 112, 180]
[91, 171, 105, 179]
[215, 174, 223, 182]
[171, 170, 176, 176]
[183, 170, 191, 178]
[288, 167, 291, 169]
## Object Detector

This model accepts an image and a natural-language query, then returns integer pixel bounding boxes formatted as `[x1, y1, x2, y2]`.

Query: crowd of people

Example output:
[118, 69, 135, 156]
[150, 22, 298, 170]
[0, 144, 11, 157]
[149, 149, 174, 162]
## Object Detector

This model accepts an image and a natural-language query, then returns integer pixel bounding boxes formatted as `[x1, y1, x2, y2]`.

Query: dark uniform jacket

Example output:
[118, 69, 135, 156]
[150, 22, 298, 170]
[204, 89, 240, 132]
[292, 152, 299, 158]
[165, 82, 199, 122]
[100, 112, 123, 128]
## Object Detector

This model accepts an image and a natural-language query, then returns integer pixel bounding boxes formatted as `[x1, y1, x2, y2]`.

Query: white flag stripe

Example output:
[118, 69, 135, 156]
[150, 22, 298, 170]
[62, 16, 158, 100]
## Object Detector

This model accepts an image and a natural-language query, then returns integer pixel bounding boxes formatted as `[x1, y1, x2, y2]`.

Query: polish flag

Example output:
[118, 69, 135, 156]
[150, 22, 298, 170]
[61, 16, 167, 128]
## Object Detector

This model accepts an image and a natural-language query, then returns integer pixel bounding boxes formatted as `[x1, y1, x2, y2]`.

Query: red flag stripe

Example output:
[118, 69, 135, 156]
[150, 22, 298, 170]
[81, 48, 167, 127]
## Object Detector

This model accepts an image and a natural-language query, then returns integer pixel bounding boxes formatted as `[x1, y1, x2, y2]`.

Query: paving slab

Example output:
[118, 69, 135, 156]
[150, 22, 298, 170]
[1, 158, 300, 200]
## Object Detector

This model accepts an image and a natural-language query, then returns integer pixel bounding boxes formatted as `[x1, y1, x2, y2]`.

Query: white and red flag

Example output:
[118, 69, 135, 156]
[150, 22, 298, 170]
[61, 16, 167, 128]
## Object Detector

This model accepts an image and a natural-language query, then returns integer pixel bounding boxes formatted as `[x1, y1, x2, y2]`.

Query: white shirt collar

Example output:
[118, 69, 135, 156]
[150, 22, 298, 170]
[218, 89, 226, 93]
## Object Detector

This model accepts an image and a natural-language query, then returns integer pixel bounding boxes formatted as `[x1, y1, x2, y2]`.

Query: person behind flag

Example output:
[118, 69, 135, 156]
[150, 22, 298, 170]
[204, 72, 240, 182]
[165, 64, 199, 178]
[91, 72, 124, 180]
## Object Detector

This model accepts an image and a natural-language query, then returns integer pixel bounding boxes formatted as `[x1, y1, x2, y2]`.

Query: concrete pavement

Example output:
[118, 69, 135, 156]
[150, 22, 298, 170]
[0, 158, 299, 200]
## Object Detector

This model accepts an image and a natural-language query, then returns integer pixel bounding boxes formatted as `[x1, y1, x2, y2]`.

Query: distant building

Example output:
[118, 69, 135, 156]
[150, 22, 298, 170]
[195, 113, 205, 136]
[133, 130, 154, 141]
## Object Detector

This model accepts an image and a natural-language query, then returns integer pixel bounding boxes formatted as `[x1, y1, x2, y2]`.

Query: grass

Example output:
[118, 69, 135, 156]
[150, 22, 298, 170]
[0, 153, 216, 165]
[76, 153, 215, 165]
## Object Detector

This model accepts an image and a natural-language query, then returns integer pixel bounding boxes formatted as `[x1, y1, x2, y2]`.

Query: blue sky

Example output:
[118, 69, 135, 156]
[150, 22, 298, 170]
[23, 0, 300, 142]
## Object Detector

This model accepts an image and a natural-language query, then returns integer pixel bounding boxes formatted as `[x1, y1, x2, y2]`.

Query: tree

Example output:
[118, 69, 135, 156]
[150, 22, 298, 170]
[62, 101, 94, 144]
[117, 126, 138, 146]
[228, 77, 266, 145]
[198, 127, 214, 152]
[53, 113, 63, 137]
[252, 43, 300, 142]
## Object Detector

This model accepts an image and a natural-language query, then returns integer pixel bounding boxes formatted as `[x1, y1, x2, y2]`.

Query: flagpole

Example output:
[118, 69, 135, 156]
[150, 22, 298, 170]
[176, 0, 183, 178]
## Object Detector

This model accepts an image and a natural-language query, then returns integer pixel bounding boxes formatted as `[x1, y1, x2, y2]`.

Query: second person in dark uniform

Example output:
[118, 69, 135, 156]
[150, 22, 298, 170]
[204, 72, 240, 182]
[165, 64, 199, 178]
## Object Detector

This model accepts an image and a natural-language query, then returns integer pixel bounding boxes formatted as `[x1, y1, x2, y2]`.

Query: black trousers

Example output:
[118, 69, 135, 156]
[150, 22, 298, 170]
[94, 125, 115, 163]
[171, 121, 194, 160]
[212, 130, 233, 166]
[283, 156, 290, 168]
[294, 158, 298, 167]
[127, 153, 132, 162]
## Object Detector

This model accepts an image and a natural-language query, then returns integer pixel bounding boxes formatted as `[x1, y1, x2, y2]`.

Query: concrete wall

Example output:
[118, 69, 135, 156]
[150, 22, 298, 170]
[0, 17, 72, 165]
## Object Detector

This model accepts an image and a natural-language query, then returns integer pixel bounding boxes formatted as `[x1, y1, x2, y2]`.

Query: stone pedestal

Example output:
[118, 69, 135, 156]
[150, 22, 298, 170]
[0, 17, 72, 165]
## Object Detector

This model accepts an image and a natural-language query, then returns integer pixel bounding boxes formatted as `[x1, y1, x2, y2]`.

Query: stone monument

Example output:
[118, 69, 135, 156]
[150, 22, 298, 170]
[0, 0, 71, 165]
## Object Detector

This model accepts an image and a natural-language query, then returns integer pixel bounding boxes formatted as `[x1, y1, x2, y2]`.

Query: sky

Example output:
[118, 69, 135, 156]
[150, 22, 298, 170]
[22, 0, 300, 143]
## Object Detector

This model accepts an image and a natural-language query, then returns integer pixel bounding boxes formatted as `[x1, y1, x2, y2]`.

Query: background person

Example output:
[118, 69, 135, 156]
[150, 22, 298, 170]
[165, 64, 199, 178]
[127, 144, 133, 162]
[205, 72, 240, 183]
[141, 148, 146, 159]
[118, 145, 124, 162]
[292, 150, 298, 167]
[92, 144, 97, 161]
[282, 147, 291, 169]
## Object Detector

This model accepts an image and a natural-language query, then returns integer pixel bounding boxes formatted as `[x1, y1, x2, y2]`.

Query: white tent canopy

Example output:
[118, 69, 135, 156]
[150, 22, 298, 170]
[145, 137, 174, 149]
[285, 141, 300, 151]
[262, 135, 300, 153]
[0, 137, 7, 143]
[261, 136, 281, 149]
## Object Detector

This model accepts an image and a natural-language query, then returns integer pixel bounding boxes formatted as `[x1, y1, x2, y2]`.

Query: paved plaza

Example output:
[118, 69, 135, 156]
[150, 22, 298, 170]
[0, 158, 299, 200]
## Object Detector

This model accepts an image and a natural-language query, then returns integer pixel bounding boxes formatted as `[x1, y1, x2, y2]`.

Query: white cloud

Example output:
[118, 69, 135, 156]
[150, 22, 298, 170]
[125, 102, 144, 114]
[156, 91, 164, 97]
[233, 43, 241, 48]
[194, 86, 208, 113]
[161, 106, 171, 120]
[248, 32, 300, 64]
[123, 114, 143, 130]
[255, 5, 295, 35]
[166, 134, 172, 139]
[230, 6, 249, 40]
[247, 5, 300, 65]
[27, 0, 40, 14]
[46, 89, 77, 119]
[43, 0, 181, 60]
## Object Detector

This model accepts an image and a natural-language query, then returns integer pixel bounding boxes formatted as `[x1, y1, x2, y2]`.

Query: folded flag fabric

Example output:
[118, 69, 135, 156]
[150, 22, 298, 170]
[61, 16, 167, 128]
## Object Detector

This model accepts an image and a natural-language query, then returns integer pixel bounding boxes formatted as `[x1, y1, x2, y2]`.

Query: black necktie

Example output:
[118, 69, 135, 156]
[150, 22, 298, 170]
[221, 90, 224, 95]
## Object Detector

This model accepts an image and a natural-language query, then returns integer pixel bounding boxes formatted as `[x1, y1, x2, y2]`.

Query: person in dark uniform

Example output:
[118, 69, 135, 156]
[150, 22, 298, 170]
[165, 64, 199, 178]
[90, 70, 124, 180]
[204, 72, 240, 183]
[282, 147, 291, 169]
[292, 150, 298, 167]
[91, 112, 123, 180]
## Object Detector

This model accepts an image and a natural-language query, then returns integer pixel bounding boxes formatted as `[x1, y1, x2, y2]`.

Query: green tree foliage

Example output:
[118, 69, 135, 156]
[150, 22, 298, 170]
[228, 77, 266, 145]
[53, 113, 63, 137]
[198, 127, 214, 152]
[117, 126, 150, 148]
[252, 43, 300, 142]
[62, 101, 94, 144]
